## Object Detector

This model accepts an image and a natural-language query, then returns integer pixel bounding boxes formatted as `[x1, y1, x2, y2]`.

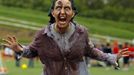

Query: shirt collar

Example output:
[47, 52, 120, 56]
[43, 22, 75, 34]
[42, 22, 85, 36]
[42, 24, 51, 35]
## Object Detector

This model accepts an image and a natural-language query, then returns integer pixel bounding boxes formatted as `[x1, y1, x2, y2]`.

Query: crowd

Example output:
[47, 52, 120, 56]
[94, 41, 134, 71]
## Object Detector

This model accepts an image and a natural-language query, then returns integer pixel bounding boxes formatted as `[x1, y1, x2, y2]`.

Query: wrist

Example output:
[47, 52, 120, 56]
[20, 47, 24, 51]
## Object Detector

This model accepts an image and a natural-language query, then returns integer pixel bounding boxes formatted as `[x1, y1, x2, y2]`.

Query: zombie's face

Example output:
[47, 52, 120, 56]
[52, 0, 74, 29]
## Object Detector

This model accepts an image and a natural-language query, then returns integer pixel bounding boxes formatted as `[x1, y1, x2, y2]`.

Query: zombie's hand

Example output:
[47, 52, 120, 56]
[3, 36, 23, 52]
[117, 48, 130, 60]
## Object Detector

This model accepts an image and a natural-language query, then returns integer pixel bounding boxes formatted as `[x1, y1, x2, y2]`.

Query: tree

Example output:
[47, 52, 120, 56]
[108, 0, 134, 8]
[87, 0, 105, 9]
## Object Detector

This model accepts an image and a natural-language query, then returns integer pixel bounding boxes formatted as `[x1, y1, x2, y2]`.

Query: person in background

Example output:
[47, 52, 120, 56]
[128, 44, 134, 66]
[103, 43, 112, 70]
[28, 58, 34, 68]
[122, 42, 130, 71]
[117, 44, 124, 69]
[4, 47, 14, 57]
[14, 52, 21, 67]
[112, 40, 120, 70]
[103, 43, 112, 54]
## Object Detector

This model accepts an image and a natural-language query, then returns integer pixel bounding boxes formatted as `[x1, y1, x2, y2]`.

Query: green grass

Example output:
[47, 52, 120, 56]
[3, 59, 134, 75]
[90, 66, 134, 75]
[4, 58, 42, 75]
[75, 17, 134, 39]
[0, 5, 134, 40]
[0, 24, 36, 43]
[0, 6, 48, 25]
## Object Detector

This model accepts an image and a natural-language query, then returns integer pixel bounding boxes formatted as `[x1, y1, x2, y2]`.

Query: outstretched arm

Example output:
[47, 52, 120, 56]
[3, 36, 38, 58]
[3, 36, 23, 52]
[85, 43, 129, 67]
[84, 31, 129, 67]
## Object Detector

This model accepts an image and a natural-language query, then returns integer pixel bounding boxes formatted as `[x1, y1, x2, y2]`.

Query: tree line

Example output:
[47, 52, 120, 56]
[0, 0, 134, 23]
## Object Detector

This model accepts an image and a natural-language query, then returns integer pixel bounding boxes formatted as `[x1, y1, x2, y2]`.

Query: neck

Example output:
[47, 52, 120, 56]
[55, 24, 70, 34]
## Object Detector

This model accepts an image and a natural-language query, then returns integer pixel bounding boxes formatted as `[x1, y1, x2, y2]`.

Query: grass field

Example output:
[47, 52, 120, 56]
[0, 5, 134, 40]
[4, 58, 42, 75]
[3, 58, 134, 75]
[90, 66, 134, 75]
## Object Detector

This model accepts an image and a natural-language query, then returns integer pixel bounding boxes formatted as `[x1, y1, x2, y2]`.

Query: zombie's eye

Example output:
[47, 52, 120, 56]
[56, 6, 62, 10]
[65, 7, 70, 11]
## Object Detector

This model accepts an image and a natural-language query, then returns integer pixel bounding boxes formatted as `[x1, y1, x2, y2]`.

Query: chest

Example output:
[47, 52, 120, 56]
[37, 33, 86, 62]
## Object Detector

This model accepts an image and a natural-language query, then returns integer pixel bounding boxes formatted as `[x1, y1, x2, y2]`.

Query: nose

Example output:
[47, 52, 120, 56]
[60, 8, 65, 15]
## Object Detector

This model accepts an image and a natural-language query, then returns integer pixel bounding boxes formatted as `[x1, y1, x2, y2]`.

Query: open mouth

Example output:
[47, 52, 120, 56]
[58, 16, 67, 24]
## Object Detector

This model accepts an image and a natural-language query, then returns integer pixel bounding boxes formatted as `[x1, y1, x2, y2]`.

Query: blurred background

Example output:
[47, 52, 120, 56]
[0, 0, 134, 75]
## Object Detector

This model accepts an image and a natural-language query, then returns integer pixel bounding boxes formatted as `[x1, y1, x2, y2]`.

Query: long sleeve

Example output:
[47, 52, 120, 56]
[22, 46, 38, 58]
[15, 29, 44, 59]
[84, 30, 118, 66]
[15, 45, 38, 59]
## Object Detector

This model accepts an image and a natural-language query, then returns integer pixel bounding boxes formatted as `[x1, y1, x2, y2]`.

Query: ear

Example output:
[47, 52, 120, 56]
[51, 10, 55, 17]
[72, 11, 75, 18]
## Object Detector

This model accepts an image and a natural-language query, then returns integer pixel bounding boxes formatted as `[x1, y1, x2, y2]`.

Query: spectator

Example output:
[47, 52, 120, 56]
[103, 43, 112, 70]
[122, 42, 130, 71]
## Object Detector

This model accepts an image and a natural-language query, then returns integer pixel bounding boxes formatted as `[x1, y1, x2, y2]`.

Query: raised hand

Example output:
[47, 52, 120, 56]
[117, 48, 130, 60]
[3, 36, 23, 52]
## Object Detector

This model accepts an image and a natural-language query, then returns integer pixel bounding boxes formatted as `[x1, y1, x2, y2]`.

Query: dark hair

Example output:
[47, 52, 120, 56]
[48, 0, 78, 23]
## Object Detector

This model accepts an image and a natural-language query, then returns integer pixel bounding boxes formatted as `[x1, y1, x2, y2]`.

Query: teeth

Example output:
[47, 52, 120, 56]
[59, 17, 66, 21]
[60, 17, 65, 19]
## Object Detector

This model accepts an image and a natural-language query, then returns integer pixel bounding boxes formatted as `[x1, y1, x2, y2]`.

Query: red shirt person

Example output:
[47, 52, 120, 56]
[113, 40, 119, 54]
[128, 44, 134, 58]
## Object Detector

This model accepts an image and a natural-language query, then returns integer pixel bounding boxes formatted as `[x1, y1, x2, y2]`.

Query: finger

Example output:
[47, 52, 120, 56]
[18, 43, 23, 48]
[7, 36, 14, 43]
[122, 51, 130, 54]
[2, 39, 12, 45]
[122, 48, 128, 51]
[121, 52, 130, 56]
[122, 55, 129, 57]
[120, 49, 129, 53]
[10, 36, 16, 43]
[122, 52, 130, 56]
[13, 36, 17, 42]
[122, 50, 130, 53]
[2, 43, 11, 48]
[122, 53, 130, 56]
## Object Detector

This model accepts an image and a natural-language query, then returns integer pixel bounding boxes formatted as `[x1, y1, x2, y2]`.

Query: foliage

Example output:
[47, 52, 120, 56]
[0, 6, 134, 40]
[0, 0, 134, 23]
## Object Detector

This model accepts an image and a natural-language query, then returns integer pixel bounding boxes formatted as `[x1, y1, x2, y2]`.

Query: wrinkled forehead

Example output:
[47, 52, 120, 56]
[55, 0, 71, 6]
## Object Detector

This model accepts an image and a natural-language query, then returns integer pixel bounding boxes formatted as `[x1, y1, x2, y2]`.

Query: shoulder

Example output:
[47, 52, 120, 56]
[75, 23, 89, 34]
[35, 28, 45, 37]
[34, 25, 49, 39]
